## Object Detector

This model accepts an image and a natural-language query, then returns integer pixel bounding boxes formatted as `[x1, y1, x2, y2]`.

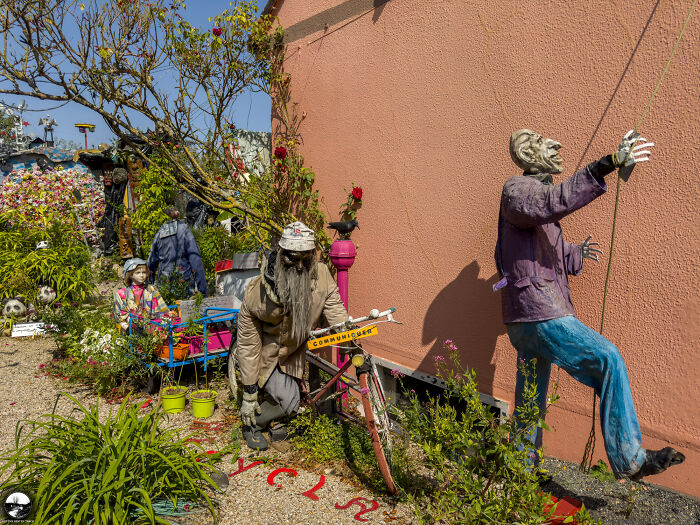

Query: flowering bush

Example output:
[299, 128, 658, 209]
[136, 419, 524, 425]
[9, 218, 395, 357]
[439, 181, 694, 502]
[0, 166, 104, 245]
[391, 340, 555, 523]
[78, 328, 118, 361]
[41, 304, 152, 396]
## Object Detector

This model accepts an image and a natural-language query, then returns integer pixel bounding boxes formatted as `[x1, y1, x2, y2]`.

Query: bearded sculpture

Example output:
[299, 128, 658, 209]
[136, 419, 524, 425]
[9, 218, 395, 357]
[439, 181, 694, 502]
[235, 222, 349, 451]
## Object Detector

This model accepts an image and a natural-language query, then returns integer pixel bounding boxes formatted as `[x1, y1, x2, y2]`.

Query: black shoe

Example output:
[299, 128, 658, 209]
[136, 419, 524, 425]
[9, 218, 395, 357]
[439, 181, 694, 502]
[242, 426, 269, 451]
[269, 423, 288, 442]
[629, 447, 685, 481]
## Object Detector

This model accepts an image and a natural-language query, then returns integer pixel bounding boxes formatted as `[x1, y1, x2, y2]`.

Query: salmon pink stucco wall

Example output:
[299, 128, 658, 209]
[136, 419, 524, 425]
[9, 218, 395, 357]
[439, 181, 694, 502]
[267, 0, 700, 496]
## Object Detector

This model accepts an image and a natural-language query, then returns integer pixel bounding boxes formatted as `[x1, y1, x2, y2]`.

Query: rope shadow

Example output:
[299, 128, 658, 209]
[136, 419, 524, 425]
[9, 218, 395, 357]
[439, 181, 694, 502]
[573, 0, 662, 172]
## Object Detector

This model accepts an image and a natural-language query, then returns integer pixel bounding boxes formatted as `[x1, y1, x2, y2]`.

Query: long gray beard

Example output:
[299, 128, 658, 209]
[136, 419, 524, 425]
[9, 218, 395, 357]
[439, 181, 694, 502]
[274, 255, 317, 344]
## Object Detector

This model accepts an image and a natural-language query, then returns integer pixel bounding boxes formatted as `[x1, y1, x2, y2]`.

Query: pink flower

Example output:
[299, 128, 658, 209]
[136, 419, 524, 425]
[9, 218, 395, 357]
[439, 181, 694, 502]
[390, 368, 405, 378]
[360, 387, 370, 395]
[434, 355, 445, 363]
[212, 27, 222, 36]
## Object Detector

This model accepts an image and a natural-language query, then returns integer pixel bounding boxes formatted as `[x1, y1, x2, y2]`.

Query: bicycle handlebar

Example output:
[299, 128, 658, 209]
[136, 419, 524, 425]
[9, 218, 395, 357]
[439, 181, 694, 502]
[309, 307, 399, 338]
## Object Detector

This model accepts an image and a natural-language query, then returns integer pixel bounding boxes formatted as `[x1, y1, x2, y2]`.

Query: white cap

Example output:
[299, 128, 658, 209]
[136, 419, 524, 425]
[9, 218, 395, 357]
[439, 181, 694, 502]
[278, 221, 315, 251]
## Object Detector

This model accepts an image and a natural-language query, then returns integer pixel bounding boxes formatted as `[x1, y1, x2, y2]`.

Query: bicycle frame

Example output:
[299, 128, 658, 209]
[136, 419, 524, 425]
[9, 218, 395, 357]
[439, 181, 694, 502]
[304, 307, 401, 494]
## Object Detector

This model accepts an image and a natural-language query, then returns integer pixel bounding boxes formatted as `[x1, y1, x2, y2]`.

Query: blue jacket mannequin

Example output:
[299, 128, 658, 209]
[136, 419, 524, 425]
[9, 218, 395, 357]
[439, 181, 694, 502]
[147, 207, 207, 296]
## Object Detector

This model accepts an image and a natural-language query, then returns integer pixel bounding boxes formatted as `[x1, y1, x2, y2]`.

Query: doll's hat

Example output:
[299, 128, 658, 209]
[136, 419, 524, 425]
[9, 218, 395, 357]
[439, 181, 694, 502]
[122, 258, 147, 279]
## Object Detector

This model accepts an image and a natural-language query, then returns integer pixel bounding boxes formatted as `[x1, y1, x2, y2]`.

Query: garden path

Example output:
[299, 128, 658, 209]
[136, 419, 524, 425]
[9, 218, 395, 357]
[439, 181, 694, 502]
[0, 335, 414, 524]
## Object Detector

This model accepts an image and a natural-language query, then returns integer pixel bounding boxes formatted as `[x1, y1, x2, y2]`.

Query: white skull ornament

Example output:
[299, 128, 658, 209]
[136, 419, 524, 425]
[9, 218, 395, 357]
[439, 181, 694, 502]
[37, 286, 57, 304]
[2, 299, 27, 318]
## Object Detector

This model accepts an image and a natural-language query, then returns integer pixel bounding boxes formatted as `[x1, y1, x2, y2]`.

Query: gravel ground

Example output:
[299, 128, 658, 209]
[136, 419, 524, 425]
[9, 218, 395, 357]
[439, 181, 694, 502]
[542, 456, 700, 525]
[1, 334, 697, 524]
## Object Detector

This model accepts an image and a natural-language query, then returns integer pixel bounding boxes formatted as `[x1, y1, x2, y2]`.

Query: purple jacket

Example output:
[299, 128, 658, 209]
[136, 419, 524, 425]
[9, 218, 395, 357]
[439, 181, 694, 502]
[494, 166, 607, 323]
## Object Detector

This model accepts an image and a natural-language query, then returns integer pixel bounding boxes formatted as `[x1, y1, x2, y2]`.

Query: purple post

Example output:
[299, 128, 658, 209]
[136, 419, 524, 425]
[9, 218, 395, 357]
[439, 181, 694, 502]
[329, 239, 356, 400]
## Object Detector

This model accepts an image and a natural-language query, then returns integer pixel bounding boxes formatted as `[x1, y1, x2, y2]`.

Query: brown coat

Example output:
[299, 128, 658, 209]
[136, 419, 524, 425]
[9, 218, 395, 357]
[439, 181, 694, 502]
[237, 262, 348, 387]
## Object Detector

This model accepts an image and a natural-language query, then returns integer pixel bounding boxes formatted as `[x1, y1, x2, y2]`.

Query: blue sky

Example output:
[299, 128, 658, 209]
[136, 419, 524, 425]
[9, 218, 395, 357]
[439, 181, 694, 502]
[1, 0, 271, 149]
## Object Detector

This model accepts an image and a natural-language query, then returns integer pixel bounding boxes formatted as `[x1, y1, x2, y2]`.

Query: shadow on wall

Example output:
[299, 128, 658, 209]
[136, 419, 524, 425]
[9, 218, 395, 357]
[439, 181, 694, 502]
[422, 260, 506, 393]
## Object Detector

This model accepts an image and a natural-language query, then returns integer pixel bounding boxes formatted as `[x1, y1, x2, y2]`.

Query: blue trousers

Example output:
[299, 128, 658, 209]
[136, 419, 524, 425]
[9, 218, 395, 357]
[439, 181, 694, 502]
[507, 315, 645, 475]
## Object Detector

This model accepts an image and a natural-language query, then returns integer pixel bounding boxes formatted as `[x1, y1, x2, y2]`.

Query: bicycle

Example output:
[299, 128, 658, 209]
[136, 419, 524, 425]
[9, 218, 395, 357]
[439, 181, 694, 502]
[228, 307, 402, 495]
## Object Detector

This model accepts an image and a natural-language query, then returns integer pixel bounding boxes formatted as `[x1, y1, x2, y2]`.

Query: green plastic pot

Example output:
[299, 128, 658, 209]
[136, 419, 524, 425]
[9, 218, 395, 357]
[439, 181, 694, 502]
[161, 386, 188, 414]
[190, 389, 217, 419]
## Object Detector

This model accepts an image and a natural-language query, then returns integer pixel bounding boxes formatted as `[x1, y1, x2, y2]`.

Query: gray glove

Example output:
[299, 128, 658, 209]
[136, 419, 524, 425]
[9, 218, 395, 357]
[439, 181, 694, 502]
[239, 390, 261, 427]
[581, 235, 603, 263]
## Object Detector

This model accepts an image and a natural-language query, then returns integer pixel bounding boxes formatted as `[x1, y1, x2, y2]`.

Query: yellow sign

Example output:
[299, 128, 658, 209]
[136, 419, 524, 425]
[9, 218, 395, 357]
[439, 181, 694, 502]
[307, 325, 378, 350]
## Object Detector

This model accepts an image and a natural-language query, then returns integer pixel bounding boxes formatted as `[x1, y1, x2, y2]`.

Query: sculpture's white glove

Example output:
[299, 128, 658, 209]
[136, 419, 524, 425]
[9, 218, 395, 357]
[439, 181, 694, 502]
[613, 130, 654, 168]
[239, 391, 261, 427]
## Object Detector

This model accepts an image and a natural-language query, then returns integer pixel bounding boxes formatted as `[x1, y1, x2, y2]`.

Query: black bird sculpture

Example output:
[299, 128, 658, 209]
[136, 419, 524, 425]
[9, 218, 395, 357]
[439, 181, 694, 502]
[327, 219, 359, 238]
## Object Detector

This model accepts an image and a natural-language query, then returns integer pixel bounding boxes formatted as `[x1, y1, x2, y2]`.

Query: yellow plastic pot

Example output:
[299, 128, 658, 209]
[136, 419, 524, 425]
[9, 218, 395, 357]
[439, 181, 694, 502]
[161, 386, 187, 414]
[190, 389, 217, 419]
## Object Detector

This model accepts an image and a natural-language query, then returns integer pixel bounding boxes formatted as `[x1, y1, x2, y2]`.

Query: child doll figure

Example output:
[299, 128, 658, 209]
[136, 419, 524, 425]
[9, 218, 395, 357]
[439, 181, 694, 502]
[113, 258, 169, 331]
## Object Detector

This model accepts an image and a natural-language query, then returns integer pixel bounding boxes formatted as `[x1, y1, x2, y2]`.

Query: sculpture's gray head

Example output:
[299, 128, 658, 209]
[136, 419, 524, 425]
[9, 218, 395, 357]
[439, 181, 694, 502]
[509, 129, 563, 174]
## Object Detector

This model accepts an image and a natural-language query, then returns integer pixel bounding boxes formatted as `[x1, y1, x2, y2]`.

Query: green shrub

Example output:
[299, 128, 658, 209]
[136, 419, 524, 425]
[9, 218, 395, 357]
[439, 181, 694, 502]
[392, 343, 555, 524]
[288, 409, 385, 491]
[0, 395, 225, 523]
[192, 225, 260, 287]
[132, 156, 178, 255]
[0, 208, 95, 303]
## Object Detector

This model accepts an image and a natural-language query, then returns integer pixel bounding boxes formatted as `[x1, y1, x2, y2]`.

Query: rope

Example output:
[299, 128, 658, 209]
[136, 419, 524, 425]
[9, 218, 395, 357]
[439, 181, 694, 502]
[580, 0, 697, 472]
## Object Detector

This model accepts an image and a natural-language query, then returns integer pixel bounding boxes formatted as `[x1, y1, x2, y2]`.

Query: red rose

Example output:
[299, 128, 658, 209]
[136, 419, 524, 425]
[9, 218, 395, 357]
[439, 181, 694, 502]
[351, 186, 363, 200]
[274, 146, 287, 159]
[212, 27, 222, 36]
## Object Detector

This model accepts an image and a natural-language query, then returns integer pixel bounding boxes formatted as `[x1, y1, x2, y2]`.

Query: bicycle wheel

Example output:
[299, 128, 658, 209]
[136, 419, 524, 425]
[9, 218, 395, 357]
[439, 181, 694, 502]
[358, 371, 397, 495]
[368, 367, 392, 462]
[227, 338, 241, 399]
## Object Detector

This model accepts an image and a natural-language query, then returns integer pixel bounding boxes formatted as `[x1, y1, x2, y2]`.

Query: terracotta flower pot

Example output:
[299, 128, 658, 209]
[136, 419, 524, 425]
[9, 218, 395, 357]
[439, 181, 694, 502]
[156, 342, 189, 361]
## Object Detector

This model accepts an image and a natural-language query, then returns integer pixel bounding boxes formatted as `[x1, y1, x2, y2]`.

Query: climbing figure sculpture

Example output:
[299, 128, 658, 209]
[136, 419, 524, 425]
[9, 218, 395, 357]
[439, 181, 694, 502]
[494, 129, 684, 480]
